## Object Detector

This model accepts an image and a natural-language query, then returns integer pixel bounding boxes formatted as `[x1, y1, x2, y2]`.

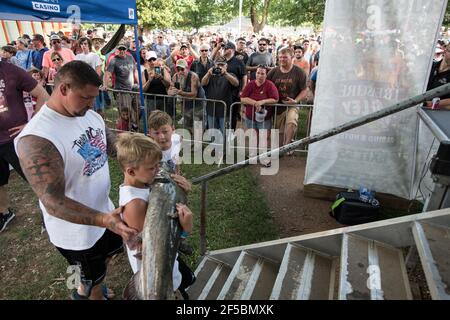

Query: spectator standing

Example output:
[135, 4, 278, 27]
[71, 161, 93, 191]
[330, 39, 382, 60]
[267, 48, 307, 149]
[103, 44, 139, 130]
[0, 61, 49, 232]
[292, 45, 310, 77]
[152, 34, 171, 59]
[76, 37, 104, 117]
[246, 38, 275, 80]
[15, 38, 33, 70]
[191, 44, 214, 86]
[31, 34, 49, 70]
[201, 57, 239, 135]
[222, 42, 247, 130]
[1, 45, 21, 67]
[42, 34, 76, 81]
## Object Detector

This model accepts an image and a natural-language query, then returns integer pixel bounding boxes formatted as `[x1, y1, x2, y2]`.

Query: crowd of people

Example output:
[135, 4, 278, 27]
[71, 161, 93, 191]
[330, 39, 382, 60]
[0, 28, 322, 138]
[1, 25, 448, 301]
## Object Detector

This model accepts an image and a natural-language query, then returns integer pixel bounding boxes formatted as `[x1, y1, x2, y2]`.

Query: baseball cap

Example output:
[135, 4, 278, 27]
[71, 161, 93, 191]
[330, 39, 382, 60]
[224, 41, 236, 50]
[145, 50, 157, 60]
[176, 59, 188, 69]
[49, 34, 61, 41]
[215, 56, 227, 64]
[116, 43, 127, 50]
[16, 37, 27, 45]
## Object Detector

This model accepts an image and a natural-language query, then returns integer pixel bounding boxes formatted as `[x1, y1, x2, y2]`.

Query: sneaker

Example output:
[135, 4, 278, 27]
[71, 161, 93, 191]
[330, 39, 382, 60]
[0, 209, 16, 232]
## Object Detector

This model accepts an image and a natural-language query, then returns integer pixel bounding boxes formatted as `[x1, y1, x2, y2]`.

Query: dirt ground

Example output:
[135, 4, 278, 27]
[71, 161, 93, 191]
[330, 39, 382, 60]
[250, 153, 343, 238]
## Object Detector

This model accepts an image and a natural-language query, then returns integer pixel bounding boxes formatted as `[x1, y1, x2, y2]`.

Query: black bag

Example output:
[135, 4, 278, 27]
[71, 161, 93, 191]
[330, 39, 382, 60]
[330, 191, 380, 225]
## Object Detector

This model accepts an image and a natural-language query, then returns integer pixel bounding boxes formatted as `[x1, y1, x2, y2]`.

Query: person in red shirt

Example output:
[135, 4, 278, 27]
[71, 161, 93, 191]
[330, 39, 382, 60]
[0, 61, 48, 232]
[240, 65, 279, 166]
[170, 42, 198, 70]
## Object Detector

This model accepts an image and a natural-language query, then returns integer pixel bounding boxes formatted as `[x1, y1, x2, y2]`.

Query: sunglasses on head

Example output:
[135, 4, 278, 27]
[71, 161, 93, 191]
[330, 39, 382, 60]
[52, 58, 61, 62]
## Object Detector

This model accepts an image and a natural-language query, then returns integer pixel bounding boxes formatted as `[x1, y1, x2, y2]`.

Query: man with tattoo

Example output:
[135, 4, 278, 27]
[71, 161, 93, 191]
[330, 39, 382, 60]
[0, 60, 48, 232]
[15, 61, 137, 300]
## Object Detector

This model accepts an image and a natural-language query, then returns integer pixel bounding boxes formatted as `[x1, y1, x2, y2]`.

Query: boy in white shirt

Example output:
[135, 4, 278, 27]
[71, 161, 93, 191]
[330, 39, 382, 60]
[116, 133, 195, 298]
[147, 110, 191, 191]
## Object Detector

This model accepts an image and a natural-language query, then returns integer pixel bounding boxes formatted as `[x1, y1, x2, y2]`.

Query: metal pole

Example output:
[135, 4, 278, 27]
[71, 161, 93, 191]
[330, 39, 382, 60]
[238, 0, 243, 35]
[192, 83, 450, 185]
[133, 25, 147, 134]
[200, 181, 207, 256]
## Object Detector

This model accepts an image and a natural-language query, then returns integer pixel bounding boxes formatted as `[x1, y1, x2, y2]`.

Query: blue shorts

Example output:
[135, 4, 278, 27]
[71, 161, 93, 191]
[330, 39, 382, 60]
[244, 118, 272, 130]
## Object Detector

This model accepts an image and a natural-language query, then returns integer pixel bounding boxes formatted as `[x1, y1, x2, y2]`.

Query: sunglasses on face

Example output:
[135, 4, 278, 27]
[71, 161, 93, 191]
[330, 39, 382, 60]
[52, 40, 61, 44]
[118, 48, 126, 51]
[176, 67, 185, 71]
[148, 57, 157, 62]
[258, 43, 267, 46]
[52, 58, 61, 62]
[200, 49, 208, 52]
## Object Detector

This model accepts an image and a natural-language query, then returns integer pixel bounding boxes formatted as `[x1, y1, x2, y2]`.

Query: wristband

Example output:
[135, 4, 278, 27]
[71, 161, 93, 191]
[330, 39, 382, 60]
[180, 231, 189, 238]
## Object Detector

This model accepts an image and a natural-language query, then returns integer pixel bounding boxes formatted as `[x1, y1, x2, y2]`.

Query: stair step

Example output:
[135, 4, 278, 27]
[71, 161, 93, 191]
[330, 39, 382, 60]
[412, 222, 450, 300]
[339, 234, 412, 300]
[270, 243, 335, 300]
[217, 251, 277, 300]
[188, 257, 232, 300]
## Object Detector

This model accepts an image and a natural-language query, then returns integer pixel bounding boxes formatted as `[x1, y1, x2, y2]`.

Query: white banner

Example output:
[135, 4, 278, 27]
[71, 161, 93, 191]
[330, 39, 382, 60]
[305, 0, 447, 199]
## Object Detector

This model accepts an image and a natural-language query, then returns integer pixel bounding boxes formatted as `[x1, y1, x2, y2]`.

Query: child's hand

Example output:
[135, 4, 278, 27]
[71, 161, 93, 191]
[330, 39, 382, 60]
[171, 174, 192, 193]
[176, 203, 193, 234]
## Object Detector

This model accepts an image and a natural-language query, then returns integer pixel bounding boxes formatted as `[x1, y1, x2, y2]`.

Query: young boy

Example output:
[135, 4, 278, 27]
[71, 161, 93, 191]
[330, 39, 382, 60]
[116, 107, 130, 131]
[116, 133, 195, 298]
[147, 110, 191, 192]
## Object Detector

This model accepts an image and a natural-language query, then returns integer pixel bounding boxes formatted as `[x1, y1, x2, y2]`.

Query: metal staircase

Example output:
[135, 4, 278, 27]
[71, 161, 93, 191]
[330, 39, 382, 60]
[187, 208, 450, 300]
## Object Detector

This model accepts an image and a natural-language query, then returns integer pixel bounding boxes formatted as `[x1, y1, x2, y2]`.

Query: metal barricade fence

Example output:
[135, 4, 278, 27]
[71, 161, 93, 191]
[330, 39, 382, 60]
[228, 102, 314, 154]
[104, 89, 228, 150]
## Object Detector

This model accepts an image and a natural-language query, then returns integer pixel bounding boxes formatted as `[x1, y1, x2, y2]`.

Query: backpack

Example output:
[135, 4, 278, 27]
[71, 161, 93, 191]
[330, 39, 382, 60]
[329, 190, 380, 225]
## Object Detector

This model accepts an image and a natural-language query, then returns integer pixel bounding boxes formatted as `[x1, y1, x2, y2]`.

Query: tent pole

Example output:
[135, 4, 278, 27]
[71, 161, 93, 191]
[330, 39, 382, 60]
[133, 25, 147, 134]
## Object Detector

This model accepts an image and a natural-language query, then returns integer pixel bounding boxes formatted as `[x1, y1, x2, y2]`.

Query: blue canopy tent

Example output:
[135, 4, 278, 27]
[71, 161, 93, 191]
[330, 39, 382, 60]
[0, 0, 148, 133]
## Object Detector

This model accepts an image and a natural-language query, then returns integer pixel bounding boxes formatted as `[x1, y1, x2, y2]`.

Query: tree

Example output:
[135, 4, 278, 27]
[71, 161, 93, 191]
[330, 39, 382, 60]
[176, 0, 234, 31]
[269, 0, 325, 28]
[136, 0, 186, 30]
[249, 0, 272, 33]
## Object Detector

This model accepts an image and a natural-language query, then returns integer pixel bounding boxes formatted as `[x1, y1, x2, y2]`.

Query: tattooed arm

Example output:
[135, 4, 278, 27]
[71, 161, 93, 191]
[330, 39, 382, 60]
[16, 135, 137, 241]
[105, 127, 117, 158]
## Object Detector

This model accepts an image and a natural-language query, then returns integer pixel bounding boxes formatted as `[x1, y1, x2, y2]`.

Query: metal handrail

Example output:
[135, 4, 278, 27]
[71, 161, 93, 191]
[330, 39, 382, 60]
[193, 83, 450, 255]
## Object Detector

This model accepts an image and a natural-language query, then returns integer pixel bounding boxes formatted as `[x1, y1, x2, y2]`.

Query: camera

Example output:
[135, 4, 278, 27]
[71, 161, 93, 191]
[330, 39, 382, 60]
[154, 66, 161, 75]
[174, 82, 180, 89]
[212, 67, 222, 75]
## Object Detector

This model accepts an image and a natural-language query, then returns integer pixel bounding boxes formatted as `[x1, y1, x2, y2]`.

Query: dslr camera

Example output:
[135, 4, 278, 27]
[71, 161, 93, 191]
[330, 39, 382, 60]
[212, 67, 222, 75]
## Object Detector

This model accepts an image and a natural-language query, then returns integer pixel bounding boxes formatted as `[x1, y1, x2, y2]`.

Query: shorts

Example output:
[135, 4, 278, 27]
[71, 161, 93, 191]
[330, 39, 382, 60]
[274, 107, 299, 130]
[56, 229, 123, 295]
[0, 142, 27, 186]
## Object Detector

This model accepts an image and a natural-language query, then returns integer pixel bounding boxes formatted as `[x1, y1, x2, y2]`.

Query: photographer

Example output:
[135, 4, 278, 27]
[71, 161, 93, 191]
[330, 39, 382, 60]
[201, 57, 239, 135]
[143, 51, 172, 116]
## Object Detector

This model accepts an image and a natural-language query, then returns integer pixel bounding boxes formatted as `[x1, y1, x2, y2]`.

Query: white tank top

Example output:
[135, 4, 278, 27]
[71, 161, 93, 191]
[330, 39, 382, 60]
[119, 184, 182, 290]
[15, 104, 114, 250]
[162, 133, 181, 172]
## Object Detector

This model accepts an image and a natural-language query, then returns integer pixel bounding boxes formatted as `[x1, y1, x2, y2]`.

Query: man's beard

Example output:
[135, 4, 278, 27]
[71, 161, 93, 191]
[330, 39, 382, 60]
[73, 107, 90, 117]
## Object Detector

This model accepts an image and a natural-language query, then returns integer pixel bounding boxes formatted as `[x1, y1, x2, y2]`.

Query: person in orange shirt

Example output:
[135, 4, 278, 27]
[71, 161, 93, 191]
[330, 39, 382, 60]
[292, 45, 310, 77]
[42, 34, 76, 81]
